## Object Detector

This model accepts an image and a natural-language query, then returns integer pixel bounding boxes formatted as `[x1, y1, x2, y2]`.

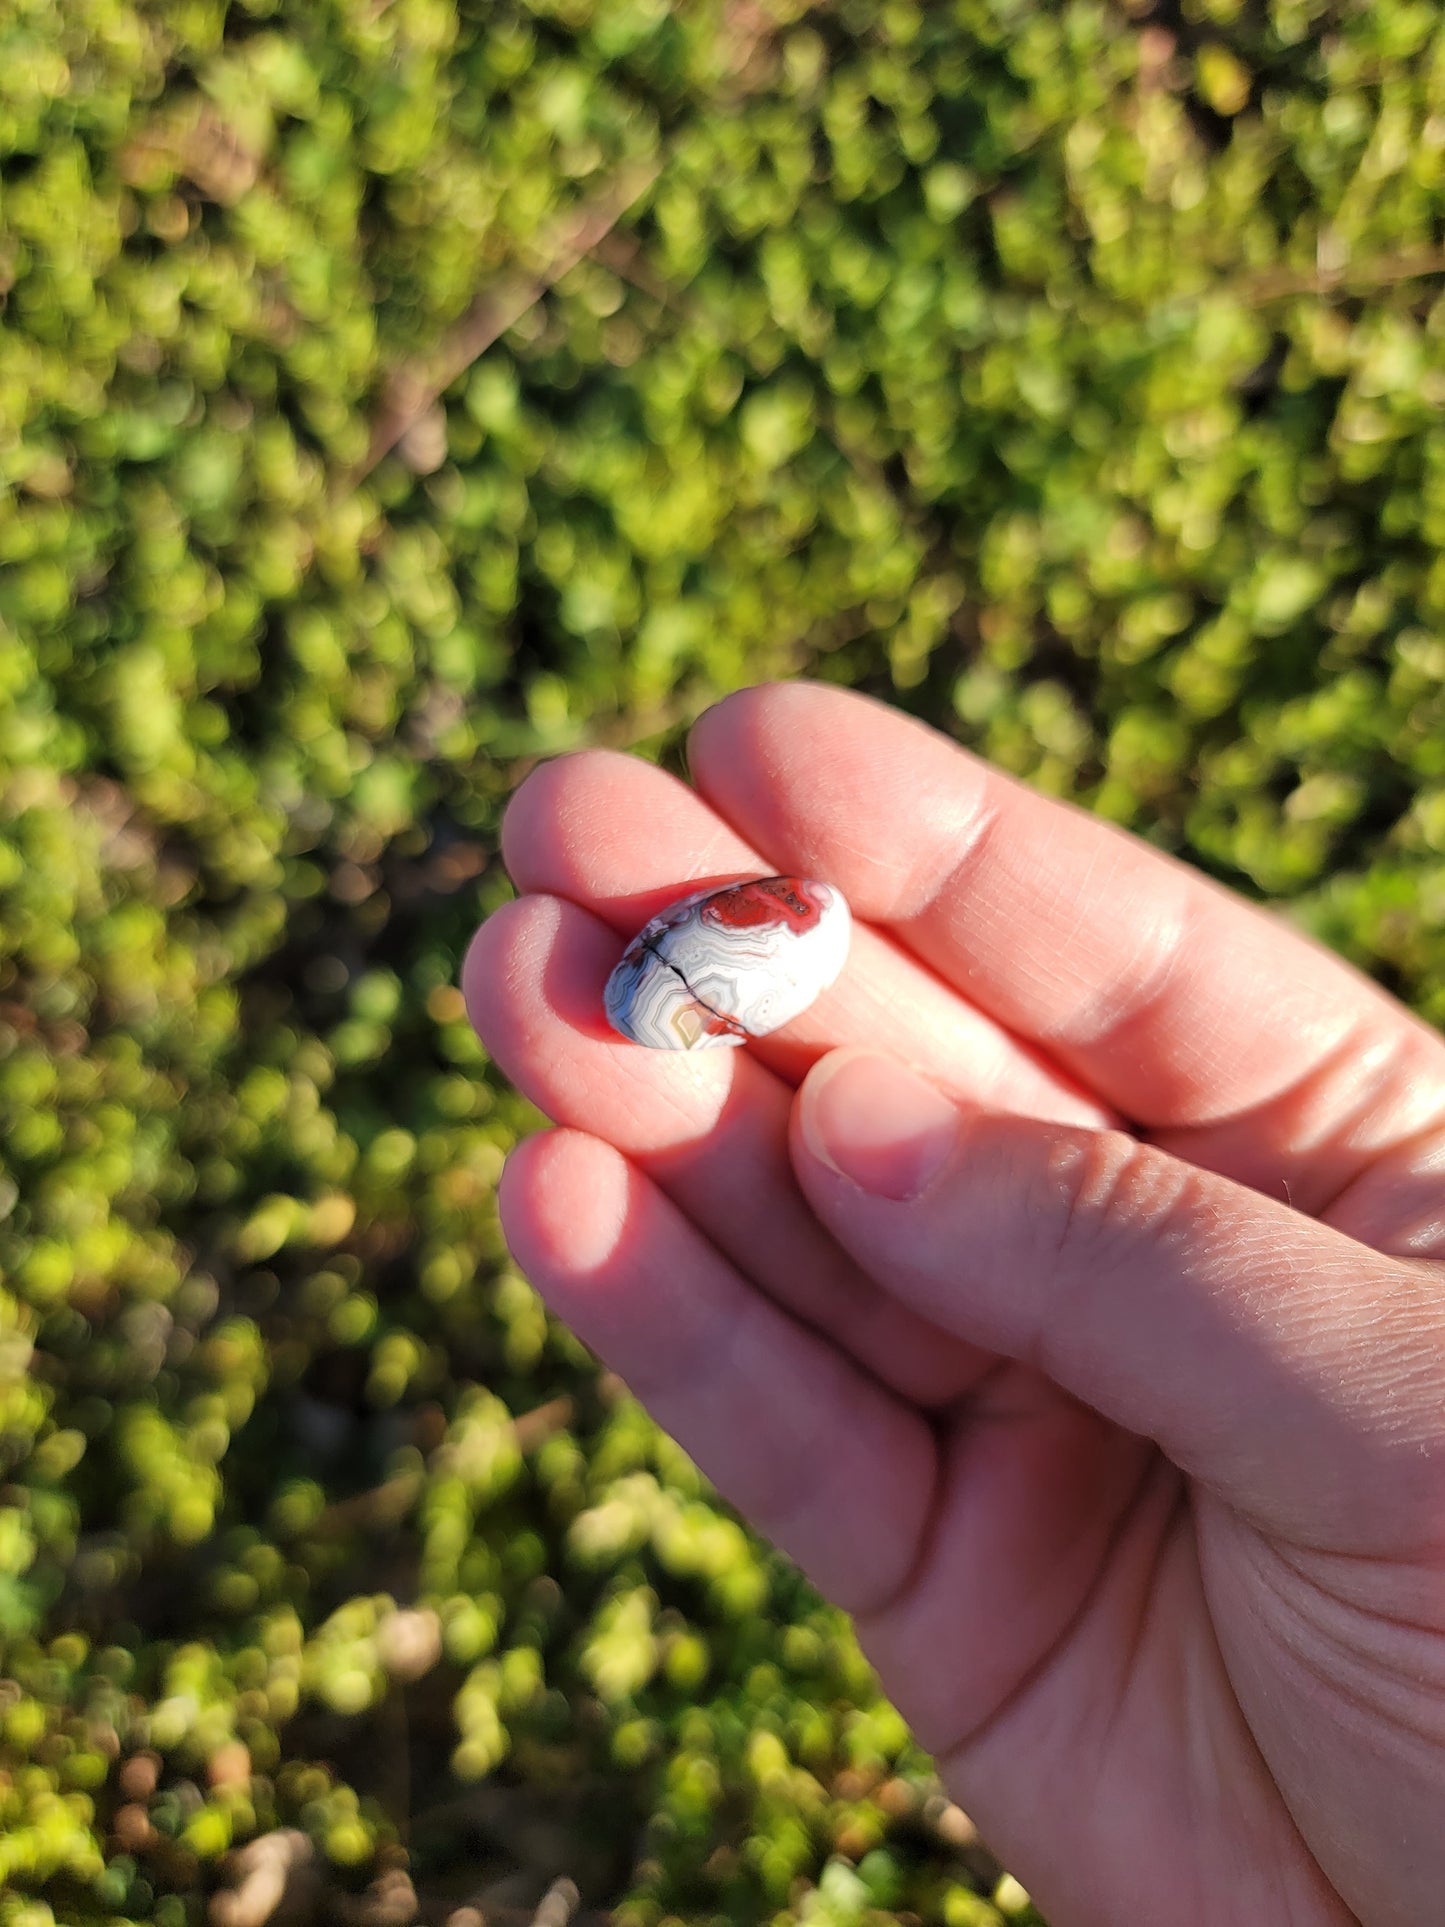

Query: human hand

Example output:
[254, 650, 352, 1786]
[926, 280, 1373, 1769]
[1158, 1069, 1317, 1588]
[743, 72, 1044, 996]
[463, 681, 1445, 1927]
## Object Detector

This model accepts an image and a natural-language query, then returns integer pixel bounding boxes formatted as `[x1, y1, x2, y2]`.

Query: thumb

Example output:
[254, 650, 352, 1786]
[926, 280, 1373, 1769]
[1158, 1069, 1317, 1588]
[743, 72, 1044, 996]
[791, 1047, 1445, 1546]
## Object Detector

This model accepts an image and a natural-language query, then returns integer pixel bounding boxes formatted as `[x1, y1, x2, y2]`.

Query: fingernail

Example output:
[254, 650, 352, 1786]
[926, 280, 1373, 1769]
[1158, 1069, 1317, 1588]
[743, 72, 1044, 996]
[801, 1051, 959, 1201]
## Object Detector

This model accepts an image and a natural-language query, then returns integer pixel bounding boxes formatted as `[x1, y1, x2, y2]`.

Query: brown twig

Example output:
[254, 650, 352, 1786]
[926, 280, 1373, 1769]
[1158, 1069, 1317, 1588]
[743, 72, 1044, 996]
[343, 0, 785, 493]
[314, 1397, 575, 1534]
[1209, 246, 1445, 309]
[343, 160, 662, 489]
[511, 1395, 576, 1454]
[314, 1466, 425, 1536]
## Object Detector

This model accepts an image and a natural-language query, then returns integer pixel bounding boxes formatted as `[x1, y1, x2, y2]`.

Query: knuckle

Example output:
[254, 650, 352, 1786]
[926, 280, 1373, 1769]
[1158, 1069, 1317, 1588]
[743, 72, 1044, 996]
[1033, 1126, 1201, 1272]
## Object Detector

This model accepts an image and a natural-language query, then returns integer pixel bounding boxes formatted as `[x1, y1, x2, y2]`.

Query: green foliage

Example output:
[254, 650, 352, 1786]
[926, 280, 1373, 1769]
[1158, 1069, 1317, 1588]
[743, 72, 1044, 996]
[3, 0, 1445, 1920]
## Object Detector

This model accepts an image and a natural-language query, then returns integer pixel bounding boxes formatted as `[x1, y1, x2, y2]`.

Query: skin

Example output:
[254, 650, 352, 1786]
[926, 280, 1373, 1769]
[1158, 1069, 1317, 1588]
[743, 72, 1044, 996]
[462, 681, 1445, 1927]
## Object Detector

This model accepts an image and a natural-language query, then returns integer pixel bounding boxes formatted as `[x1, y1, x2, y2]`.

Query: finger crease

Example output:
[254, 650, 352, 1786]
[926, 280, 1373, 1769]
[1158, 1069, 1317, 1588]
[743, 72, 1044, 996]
[894, 790, 1009, 927]
[932, 1449, 1176, 1771]
[850, 1358, 1029, 1630]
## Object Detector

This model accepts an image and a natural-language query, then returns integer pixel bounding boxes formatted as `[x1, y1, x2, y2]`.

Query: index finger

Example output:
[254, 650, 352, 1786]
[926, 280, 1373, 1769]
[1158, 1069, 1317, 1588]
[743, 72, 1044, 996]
[687, 682, 1445, 1217]
[499, 746, 1109, 1130]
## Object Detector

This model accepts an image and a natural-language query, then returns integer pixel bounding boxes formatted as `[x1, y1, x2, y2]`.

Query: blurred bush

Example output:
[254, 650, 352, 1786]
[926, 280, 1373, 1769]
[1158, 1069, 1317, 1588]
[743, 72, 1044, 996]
[3, 0, 1445, 1921]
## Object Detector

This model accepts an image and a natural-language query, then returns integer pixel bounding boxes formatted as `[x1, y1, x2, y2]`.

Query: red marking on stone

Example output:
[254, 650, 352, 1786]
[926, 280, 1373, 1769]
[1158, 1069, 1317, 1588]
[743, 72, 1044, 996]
[698, 1001, 750, 1038]
[700, 876, 822, 934]
[669, 997, 749, 1044]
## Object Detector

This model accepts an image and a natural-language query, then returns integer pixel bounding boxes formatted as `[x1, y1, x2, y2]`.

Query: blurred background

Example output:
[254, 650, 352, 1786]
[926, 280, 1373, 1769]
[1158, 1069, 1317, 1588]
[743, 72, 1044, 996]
[3, 0, 1445, 1922]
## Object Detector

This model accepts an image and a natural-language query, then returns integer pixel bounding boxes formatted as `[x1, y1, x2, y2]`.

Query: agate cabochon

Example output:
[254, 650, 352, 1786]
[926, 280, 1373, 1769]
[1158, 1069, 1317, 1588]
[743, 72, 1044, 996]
[604, 876, 851, 1050]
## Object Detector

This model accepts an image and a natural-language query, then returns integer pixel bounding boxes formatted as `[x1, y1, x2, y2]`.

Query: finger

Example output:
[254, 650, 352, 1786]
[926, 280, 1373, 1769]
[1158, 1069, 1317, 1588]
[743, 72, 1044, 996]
[497, 1127, 936, 1615]
[688, 683, 1445, 1218]
[852, 1364, 1158, 1762]
[791, 1049, 1445, 1551]
[462, 895, 991, 1405]
[500, 748, 1109, 1128]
